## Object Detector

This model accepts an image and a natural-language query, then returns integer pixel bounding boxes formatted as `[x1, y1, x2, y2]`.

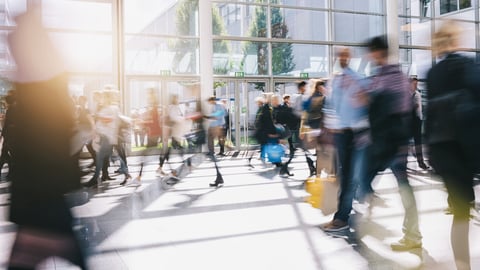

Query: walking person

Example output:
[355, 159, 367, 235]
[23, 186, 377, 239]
[409, 77, 429, 170]
[272, 94, 296, 156]
[205, 96, 225, 157]
[426, 21, 479, 270]
[84, 90, 131, 188]
[7, 8, 87, 269]
[75, 96, 96, 162]
[125, 89, 163, 186]
[254, 94, 279, 165]
[291, 81, 308, 149]
[362, 36, 423, 251]
[157, 94, 191, 176]
[321, 47, 371, 232]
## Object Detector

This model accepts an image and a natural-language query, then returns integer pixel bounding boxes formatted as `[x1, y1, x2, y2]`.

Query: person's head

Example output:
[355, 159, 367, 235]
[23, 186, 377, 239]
[336, 47, 351, 69]
[221, 99, 227, 106]
[367, 35, 389, 66]
[297, 81, 307, 94]
[103, 89, 119, 105]
[432, 20, 462, 57]
[207, 96, 217, 105]
[271, 95, 281, 107]
[170, 94, 179, 105]
[283, 94, 290, 105]
[314, 80, 326, 94]
[263, 92, 273, 104]
[410, 76, 418, 92]
[254, 96, 265, 107]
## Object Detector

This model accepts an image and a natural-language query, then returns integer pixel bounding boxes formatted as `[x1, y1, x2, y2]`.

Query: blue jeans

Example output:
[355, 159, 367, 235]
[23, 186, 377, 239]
[364, 143, 422, 242]
[333, 130, 370, 222]
[390, 147, 422, 242]
[92, 136, 129, 183]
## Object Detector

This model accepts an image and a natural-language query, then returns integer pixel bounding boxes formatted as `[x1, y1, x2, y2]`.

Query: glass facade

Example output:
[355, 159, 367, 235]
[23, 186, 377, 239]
[0, 0, 479, 106]
[399, 0, 480, 82]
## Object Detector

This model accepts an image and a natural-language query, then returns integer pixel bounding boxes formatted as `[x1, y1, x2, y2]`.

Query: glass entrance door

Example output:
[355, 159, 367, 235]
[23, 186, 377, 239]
[214, 79, 268, 150]
[125, 76, 200, 154]
[274, 80, 302, 97]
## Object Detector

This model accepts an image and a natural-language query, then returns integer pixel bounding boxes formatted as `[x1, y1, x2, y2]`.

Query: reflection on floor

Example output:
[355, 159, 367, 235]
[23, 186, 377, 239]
[0, 151, 479, 270]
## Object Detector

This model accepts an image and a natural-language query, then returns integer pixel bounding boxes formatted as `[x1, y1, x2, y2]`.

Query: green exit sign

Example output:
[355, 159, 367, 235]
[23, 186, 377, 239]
[235, 71, 245, 78]
[160, 70, 171, 76]
[300, 72, 309, 79]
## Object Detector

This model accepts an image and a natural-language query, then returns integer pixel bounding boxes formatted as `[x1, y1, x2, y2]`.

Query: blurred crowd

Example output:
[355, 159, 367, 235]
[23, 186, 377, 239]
[1, 8, 479, 270]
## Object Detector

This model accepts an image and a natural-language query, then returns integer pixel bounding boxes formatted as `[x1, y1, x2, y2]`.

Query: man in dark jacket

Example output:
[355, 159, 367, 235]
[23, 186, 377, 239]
[272, 94, 295, 156]
[254, 95, 278, 163]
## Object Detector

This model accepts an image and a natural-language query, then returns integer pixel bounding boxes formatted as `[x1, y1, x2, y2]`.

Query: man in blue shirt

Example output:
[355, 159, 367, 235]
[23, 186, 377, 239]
[321, 47, 371, 232]
[205, 96, 225, 156]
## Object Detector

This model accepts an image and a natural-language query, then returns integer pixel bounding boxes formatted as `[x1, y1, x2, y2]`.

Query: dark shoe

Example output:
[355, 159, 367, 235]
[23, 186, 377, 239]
[390, 238, 422, 251]
[321, 219, 349, 232]
[79, 170, 90, 177]
[279, 166, 294, 176]
[83, 178, 98, 188]
[119, 174, 132, 186]
[209, 181, 224, 187]
[217, 152, 226, 156]
[102, 175, 116, 181]
[418, 162, 430, 170]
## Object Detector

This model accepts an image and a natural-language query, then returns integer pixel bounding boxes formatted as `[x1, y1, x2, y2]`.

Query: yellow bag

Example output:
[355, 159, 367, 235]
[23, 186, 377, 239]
[305, 175, 338, 215]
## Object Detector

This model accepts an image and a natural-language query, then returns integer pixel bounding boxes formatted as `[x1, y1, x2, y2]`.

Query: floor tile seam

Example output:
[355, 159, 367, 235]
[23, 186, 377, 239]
[91, 225, 305, 255]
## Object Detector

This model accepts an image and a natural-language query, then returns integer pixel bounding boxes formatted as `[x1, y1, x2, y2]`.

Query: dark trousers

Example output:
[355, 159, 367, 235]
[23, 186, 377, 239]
[412, 117, 425, 162]
[430, 142, 475, 219]
[334, 131, 355, 222]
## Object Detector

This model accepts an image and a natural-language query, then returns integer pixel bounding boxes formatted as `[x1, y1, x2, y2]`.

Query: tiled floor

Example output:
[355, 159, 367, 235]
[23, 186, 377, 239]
[0, 151, 479, 270]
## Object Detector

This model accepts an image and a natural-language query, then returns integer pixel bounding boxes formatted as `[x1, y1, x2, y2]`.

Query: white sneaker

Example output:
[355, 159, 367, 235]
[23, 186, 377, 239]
[352, 200, 373, 218]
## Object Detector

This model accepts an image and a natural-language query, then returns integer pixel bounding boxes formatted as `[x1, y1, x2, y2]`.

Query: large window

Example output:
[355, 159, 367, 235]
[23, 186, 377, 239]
[333, 0, 384, 13]
[273, 8, 328, 41]
[124, 0, 200, 76]
[399, 0, 480, 79]
[439, 0, 472, 15]
[333, 13, 384, 43]
[399, 17, 432, 47]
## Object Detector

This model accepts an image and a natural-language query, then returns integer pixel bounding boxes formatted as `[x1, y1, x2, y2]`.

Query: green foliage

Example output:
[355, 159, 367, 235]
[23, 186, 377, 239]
[212, 5, 231, 75]
[213, 81, 227, 90]
[176, 0, 198, 36]
[172, 0, 198, 73]
[243, 1, 295, 76]
[172, 0, 230, 75]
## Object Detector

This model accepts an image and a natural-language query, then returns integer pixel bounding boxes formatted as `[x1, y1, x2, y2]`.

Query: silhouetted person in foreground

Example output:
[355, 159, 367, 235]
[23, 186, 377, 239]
[7, 8, 87, 270]
[427, 21, 479, 270]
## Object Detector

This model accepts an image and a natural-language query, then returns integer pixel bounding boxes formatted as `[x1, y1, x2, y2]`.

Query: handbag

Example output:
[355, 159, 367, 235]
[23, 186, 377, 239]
[305, 175, 338, 215]
[265, 143, 284, 163]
